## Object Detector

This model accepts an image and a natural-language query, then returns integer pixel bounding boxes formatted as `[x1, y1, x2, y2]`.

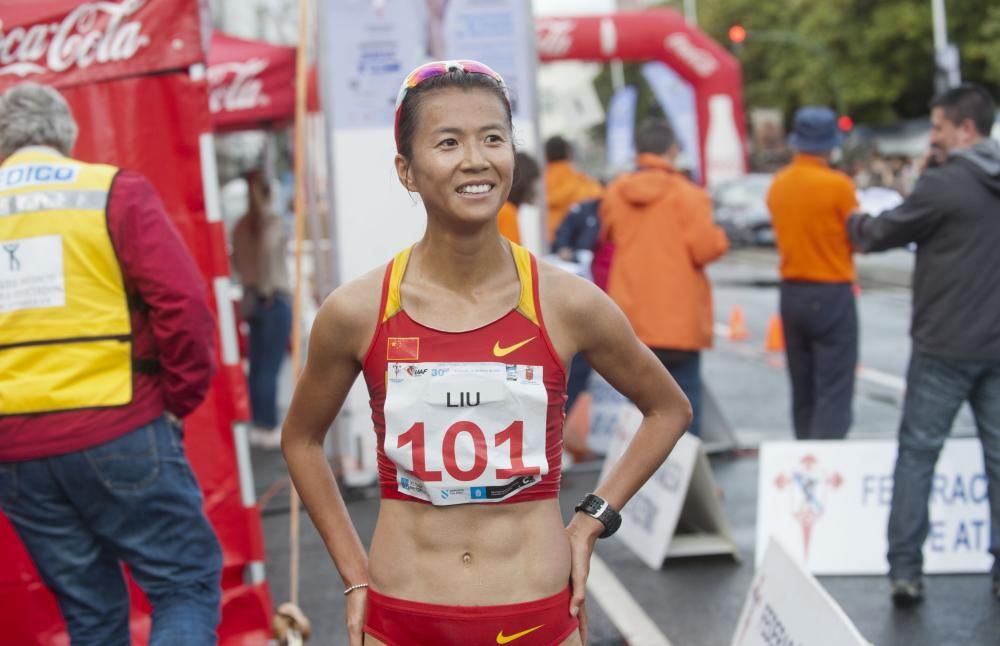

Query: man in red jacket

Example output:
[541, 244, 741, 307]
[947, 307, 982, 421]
[600, 118, 729, 435]
[0, 83, 222, 644]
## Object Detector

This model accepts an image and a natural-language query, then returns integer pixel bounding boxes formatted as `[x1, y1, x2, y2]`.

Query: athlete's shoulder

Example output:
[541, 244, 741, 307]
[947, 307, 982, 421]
[313, 263, 386, 361]
[535, 257, 608, 317]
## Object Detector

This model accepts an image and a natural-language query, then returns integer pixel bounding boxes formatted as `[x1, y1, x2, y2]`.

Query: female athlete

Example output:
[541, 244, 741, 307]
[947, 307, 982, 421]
[282, 60, 692, 645]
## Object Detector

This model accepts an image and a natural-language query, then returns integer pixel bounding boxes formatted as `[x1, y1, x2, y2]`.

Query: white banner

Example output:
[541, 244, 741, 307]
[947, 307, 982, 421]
[642, 61, 701, 181]
[599, 403, 738, 569]
[732, 539, 872, 646]
[757, 439, 991, 575]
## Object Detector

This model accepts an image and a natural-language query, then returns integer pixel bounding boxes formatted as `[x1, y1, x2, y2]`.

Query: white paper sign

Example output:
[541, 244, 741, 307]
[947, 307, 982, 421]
[599, 402, 738, 569]
[757, 439, 991, 575]
[732, 539, 872, 646]
[0, 235, 64, 313]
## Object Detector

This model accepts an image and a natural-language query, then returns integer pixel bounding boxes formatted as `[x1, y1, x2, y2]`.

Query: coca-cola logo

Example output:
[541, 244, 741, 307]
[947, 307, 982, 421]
[536, 20, 575, 58]
[663, 33, 719, 78]
[0, 0, 151, 78]
[206, 59, 271, 113]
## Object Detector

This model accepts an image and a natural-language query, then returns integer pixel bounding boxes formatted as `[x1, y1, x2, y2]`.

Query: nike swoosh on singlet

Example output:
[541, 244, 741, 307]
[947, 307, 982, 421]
[496, 624, 544, 644]
[493, 336, 536, 357]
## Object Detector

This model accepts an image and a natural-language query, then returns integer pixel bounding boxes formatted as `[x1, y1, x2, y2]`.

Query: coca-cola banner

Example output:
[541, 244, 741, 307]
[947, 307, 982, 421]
[207, 31, 295, 132]
[0, 0, 204, 91]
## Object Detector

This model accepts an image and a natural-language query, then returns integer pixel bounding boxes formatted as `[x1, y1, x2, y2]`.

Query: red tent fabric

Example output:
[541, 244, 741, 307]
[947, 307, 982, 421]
[207, 30, 318, 132]
[0, 2, 272, 644]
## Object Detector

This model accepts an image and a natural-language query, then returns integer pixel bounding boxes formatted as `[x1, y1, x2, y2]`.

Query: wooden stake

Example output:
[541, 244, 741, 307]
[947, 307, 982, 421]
[288, 0, 310, 610]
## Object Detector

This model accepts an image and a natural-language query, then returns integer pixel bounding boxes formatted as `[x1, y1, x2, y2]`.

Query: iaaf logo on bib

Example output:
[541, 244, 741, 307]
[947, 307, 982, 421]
[773, 454, 843, 560]
[207, 58, 271, 114]
[0, 0, 152, 78]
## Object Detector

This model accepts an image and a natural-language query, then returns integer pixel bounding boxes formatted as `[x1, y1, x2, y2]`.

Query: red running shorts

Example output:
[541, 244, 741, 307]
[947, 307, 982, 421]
[364, 585, 579, 645]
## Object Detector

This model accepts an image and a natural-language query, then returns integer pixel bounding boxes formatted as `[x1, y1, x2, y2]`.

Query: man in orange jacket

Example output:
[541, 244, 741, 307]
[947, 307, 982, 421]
[600, 119, 729, 435]
[545, 135, 603, 243]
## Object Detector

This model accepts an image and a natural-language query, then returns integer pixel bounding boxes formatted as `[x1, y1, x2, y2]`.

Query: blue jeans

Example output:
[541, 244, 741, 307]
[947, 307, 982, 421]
[651, 349, 701, 436]
[887, 352, 1000, 580]
[0, 416, 222, 645]
[248, 293, 292, 429]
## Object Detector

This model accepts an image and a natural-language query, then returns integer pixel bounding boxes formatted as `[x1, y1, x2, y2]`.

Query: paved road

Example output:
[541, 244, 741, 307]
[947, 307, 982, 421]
[253, 250, 999, 645]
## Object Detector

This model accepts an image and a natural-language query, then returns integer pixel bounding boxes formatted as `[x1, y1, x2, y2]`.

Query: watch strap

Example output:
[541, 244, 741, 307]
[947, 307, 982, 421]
[574, 493, 622, 538]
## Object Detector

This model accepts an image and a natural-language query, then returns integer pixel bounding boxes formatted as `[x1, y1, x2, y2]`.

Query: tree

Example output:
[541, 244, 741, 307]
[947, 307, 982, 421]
[687, 0, 1000, 124]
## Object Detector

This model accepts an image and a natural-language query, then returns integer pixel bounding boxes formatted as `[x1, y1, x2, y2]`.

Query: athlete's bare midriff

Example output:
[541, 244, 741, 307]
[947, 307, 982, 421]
[367, 498, 572, 605]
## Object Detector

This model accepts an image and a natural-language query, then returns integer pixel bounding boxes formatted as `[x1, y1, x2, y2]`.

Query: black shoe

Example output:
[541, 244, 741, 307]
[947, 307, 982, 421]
[890, 578, 925, 606]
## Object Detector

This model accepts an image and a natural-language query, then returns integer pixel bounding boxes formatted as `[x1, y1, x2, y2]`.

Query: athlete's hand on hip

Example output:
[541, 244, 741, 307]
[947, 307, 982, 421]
[565, 513, 603, 637]
[346, 588, 367, 646]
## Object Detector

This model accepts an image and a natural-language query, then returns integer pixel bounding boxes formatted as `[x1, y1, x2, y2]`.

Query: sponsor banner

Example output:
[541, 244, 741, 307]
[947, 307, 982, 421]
[757, 439, 991, 575]
[327, 0, 536, 131]
[0, 0, 204, 91]
[599, 402, 738, 569]
[605, 85, 637, 170]
[642, 61, 701, 182]
[731, 539, 872, 646]
[206, 31, 297, 131]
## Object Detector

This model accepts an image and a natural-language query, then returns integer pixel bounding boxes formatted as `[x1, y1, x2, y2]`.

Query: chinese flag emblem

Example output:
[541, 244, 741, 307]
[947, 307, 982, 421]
[387, 337, 420, 361]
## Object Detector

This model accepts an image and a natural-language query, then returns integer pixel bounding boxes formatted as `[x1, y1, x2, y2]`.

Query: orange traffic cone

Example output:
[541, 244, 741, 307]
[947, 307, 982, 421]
[728, 305, 750, 341]
[764, 314, 785, 352]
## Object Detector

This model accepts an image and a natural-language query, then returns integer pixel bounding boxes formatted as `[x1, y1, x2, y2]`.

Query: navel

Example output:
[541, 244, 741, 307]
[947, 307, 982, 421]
[462, 552, 473, 567]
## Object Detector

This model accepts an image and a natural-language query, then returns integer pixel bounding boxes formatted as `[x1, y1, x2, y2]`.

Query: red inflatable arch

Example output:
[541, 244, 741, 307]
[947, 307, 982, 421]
[536, 9, 748, 186]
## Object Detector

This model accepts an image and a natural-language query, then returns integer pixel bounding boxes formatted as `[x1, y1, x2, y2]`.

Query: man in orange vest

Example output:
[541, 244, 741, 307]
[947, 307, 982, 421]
[599, 119, 729, 435]
[0, 83, 221, 644]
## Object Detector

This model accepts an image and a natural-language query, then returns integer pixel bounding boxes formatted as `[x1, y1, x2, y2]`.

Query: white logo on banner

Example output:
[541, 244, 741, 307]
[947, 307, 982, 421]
[663, 33, 718, 78]
[0, 0, 151, 78]
[536, 20, 575, 58]
[207, 59, 271, 113]
[0, 235, 65, 313]
[758, 439, 992, 575]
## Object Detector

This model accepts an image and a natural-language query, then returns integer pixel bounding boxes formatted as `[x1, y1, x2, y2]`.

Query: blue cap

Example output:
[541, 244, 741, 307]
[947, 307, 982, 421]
[789, 106, 843, 153]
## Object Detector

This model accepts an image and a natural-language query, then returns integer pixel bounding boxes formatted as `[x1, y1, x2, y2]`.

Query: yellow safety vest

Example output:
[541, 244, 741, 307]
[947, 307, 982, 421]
[0, 148, 134, 416]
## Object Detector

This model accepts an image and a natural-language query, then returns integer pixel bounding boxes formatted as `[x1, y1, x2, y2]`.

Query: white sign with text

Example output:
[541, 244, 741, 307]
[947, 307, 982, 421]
[731, 539, 872, 646]
[599, 403, 739, 569]
[757, 439, 991, 574]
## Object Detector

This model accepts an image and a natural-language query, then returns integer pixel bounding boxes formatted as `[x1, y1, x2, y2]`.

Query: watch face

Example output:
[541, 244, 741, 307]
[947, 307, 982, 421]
[579, 494, 602, 515]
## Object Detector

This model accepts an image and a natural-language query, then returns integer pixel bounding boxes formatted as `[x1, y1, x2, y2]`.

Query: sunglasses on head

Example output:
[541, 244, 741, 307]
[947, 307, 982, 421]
[394, 60, 510, 151]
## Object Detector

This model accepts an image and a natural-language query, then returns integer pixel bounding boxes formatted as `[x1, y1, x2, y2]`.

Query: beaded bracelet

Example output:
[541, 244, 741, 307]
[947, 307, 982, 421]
[343, 583, 369, 596]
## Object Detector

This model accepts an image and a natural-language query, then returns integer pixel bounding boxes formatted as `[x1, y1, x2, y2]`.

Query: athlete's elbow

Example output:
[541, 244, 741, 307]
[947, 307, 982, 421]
[667, 393, 693, 435]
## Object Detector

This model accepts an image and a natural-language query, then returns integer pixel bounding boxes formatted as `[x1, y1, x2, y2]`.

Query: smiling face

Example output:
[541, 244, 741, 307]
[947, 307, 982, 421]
[395, 86, 514, 231]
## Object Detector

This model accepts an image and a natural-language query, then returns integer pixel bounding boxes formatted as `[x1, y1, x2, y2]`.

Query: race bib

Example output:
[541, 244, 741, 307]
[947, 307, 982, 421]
[384, 361, 549, 505]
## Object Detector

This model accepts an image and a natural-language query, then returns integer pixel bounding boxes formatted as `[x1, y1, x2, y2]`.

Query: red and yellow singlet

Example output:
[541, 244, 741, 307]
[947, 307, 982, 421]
[362, 243, 567, 505]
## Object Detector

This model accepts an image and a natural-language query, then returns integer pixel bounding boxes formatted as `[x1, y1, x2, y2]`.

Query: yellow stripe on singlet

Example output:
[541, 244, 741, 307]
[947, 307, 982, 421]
[510, 242, 539, 326]
[383, 246, 413, 322]
[383, 242, 538, 326]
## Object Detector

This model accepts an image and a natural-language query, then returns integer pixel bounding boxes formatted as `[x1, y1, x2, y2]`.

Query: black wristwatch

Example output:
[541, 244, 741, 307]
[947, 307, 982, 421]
[574, 493, 622, 538]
